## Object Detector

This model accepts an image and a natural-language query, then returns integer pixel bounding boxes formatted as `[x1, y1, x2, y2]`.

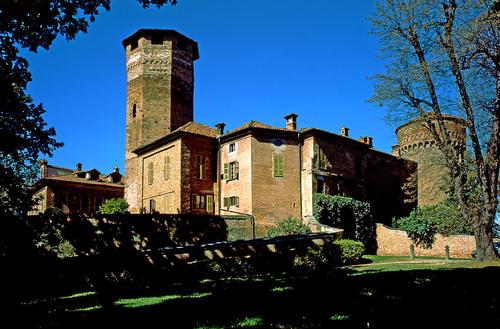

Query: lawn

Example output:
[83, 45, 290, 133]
[11, 256, 500, 329]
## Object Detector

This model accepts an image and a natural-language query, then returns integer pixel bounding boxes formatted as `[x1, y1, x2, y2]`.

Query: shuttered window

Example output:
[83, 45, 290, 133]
[273, 154, 284, 177]
[318, 148, 327, 169]
[148, 162, 154, 185]
[206, 195, 214, 213]
[223, 196, 239, 208]
[164, 156, 170, 180]
[196, 155, 206, 180]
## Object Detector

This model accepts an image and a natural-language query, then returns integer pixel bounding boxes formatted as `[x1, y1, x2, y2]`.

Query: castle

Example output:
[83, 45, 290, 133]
[122, 29, 430, 233]
[30, 29, 466, 232]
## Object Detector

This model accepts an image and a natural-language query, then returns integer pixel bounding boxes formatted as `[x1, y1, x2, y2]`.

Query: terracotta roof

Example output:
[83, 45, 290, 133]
[225, 120, 289, 135]
[172, 122, 218, 138]
[40, 174, 124, 187]
[46, 165, 73, 177]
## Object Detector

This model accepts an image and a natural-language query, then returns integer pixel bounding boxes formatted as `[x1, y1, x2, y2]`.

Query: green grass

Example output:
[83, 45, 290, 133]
[15, 256, 500, 328]
[235, 316, 264, 327]
[59, 291, 96, 300]
[351, 255, 500, 274]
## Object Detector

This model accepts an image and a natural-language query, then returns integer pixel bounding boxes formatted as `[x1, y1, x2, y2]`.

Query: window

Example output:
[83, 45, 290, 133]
[164, 156, 170, 180]
[224, 161, 239, 180]
[229, 143, 236, 153]
[206, 195, 214, 213]
[196, 156, 207, 180]
[149, 199, 156, 213]
[132, 104, 136, 118]
[318, 147, 327, 169]
[148, 162, 154, 185]
[192, 195, 206, 209]
[223, 196, 239, 208]
[273, 154, 284, 177]
[165, 193, 173, 213]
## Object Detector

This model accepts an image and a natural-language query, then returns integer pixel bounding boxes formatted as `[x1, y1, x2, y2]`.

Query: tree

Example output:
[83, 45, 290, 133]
[98, 198, 129, 215]
[370, 0, 500, 260]
[0, 0, 176, 216]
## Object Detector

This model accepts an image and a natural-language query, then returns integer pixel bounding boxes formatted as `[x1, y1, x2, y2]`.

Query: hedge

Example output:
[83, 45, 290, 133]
[312, 193, 375, 250]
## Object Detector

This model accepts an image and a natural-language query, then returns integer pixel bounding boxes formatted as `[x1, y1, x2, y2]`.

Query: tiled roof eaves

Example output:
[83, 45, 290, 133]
[35, 177, 125, 189]
[134, 130, 216, 155]
[220, 126, 298, 142]
[301, 128, 416, 164]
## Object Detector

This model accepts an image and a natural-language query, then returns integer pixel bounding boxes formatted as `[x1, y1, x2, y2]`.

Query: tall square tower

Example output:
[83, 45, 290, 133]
[122, 29, 199, 212]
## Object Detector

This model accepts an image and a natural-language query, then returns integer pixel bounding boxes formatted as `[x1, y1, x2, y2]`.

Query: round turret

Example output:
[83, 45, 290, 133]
[394, 115, 466, 206]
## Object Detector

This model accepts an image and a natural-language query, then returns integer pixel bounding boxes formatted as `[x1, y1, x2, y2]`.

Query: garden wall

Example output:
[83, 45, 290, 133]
[376, 223, 475, 259]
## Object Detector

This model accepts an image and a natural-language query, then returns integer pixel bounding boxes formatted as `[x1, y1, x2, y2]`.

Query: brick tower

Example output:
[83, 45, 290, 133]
[393, 115, 466, 206]
[122, 29, 199, 212]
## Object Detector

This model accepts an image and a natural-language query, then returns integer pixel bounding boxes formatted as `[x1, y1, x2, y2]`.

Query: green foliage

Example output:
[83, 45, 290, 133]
[334, 239, 365, 264]
[293, 239, 365, 274]
[313, 194, 375, 250]
[98, 198, 129, 215]
[394, 202, 473, 249]
[0, 0, 177, 216]
[266, 216, 311, 238]
[35, 207, 76, 258]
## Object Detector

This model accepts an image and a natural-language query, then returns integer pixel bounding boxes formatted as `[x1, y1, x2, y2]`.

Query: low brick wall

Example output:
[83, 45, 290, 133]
[376, 223, 476, 259]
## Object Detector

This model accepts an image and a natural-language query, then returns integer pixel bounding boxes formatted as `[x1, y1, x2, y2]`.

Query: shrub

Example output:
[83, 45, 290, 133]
[98, 198, 129, 215]
[312, 194, 374, 250]
[394, 202, 473, 249]
[293, 239, 365, 274]
[36, 207, 76, 258]
[266, 216, 311, 238]
[333, 239, 365, 264]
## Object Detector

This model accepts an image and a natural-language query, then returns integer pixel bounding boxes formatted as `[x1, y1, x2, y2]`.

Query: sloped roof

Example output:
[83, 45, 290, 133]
[133, 121, 218, 155]
[172, 122, 218, 138]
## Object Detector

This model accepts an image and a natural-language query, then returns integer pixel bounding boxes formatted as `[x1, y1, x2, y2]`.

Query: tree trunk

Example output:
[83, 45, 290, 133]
[474, 208, 497, 261]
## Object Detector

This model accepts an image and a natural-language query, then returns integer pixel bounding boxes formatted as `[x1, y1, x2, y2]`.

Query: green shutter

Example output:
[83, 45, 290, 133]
[206, 195, 214, 213]
[273, 154, 284, 177]
[236, 196, 239, 207]
[235, 161, 239, 179]
[224, 163, 229, 180]
[279, 155, 284, 176]
[223, 197, 229, 207]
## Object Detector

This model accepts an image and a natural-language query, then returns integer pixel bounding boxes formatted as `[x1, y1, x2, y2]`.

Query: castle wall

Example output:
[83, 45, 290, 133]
[123, 30, 198, 213]
[251, 134, 301, 225]
[140, 139, 182, 214]
[220, 135, 253, 216]
[395, 117, 466, 206]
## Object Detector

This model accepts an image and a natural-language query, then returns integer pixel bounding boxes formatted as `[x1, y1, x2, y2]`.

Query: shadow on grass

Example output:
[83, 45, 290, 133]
[11, 264, 500, 329]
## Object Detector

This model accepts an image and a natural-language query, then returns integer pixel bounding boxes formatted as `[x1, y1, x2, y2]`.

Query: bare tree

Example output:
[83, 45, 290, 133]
[371, 0, 499, 260]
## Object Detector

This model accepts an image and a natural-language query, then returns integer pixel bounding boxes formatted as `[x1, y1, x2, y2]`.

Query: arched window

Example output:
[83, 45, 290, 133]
[132, 104, 137, 118]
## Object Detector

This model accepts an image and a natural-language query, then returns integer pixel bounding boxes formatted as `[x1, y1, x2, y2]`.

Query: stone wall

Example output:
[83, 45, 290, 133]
[376, 223, 475, 259]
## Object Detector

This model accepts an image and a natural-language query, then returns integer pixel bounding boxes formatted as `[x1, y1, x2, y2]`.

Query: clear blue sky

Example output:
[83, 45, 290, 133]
[24, 0, 391, 174]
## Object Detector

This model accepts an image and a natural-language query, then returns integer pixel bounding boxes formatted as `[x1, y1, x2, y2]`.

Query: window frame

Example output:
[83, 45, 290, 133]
[273, 154, 284, 177]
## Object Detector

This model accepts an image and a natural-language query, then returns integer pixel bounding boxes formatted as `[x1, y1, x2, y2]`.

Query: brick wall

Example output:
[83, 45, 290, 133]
[251, 134, 301, 225]
[376, 223, 475, 259]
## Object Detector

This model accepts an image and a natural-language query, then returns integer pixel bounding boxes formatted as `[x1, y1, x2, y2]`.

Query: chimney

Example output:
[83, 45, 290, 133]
[215, 122, 226, 136]
[340, 127, 349, 137]
[358, 136, 373, 148]
[284, 113, 298, 131]
[40, 159, 48, 178]
[76, 163, 82, 172]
